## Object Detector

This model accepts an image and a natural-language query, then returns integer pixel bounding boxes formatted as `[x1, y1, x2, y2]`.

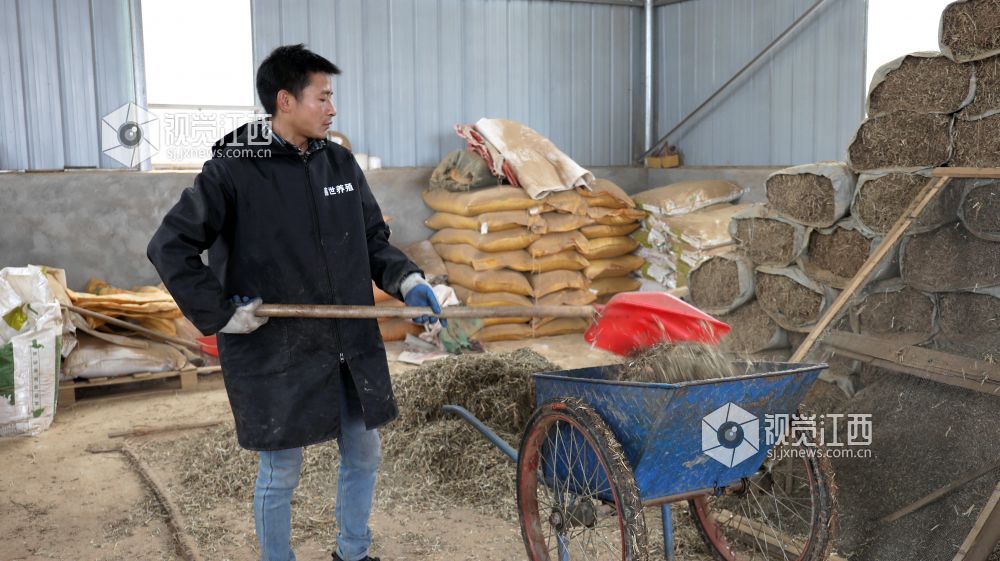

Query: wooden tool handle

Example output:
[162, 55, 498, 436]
[255, 303, 596, 320]
[63, 303, 202, 352]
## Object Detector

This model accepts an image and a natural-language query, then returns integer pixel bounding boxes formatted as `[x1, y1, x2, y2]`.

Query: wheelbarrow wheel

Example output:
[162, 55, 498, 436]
[517, 398, 649, 561]
[687, 447, 836, 561]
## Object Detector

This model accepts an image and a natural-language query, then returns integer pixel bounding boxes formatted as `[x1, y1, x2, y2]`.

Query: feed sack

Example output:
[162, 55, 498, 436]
[951, 113, 1000, 167]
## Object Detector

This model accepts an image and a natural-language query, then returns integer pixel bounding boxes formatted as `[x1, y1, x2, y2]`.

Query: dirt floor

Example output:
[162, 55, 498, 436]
[0, 335, 650, 561]
[8, 332, 984, 561]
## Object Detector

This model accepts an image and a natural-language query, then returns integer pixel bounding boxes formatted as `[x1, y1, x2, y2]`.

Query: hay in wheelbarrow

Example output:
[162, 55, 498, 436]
[618, 342, 736, 383]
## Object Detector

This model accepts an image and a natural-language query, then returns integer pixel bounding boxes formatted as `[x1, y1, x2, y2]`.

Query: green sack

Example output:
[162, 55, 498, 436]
[430, 150, 501, 192]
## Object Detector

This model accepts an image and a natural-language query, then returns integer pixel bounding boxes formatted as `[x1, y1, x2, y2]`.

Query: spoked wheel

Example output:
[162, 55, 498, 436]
[688, 446, 836, 561]
[517, 398, 648, 561]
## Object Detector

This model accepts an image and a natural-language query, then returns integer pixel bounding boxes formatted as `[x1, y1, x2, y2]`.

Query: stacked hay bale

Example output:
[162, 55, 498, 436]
[699, 0, 1000, 365]
[673, 163, 852, 360]
[422, 158, 645, 341]
[852, 9, 1000, 362]
[631, 180, 746, 290]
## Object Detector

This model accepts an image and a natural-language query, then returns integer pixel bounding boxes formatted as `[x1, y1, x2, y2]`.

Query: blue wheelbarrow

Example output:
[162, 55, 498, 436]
[444, 361, 836, 561]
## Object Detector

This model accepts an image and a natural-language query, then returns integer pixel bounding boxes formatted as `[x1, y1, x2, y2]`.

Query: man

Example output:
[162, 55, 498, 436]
[147, 44, 441, 561]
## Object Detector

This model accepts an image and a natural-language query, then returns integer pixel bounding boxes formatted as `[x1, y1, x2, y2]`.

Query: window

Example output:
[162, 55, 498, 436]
[141, 0, 255, 167]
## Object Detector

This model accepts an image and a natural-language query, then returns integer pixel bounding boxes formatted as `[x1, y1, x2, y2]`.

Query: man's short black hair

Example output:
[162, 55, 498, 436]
[256, 44, 340, 115]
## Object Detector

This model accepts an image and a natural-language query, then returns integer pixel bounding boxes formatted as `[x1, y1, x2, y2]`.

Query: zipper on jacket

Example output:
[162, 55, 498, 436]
[302, 158, 348, 365]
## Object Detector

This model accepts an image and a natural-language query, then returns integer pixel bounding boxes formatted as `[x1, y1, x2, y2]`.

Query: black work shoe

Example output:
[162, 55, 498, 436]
[332, 553, 380, 561]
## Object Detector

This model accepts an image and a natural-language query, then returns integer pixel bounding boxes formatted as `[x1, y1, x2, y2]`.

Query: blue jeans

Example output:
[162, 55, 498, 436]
[253, 367, 381, 561]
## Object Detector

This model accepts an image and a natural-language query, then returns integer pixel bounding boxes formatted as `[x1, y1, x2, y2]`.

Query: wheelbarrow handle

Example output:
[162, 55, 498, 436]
[255, 303, 596, 320]
[442, 405, 518, 462]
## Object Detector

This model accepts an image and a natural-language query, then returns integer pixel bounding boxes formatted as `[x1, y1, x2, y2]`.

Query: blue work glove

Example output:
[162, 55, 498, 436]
[402, 278, 446, 327]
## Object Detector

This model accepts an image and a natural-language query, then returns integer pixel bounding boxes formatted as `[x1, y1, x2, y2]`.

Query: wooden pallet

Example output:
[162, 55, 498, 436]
[58, 366, 221, 406]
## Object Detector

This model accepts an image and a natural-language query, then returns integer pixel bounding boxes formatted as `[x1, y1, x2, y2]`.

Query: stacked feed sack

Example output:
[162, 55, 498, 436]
[373, 240, 450, 342]
[534, 180, 647, 306]
[422, 173, 645, 342]
[631, 180, 746, 290]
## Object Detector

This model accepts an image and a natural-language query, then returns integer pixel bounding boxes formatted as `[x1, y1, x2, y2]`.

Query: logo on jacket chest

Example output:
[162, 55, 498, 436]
[323, 183, 354, 196]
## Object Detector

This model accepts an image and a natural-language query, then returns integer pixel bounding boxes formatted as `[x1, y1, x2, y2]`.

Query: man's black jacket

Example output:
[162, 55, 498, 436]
[147, 122, 420, 450]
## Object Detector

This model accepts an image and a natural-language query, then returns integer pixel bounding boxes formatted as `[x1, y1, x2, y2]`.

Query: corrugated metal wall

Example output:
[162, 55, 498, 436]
[0, 0, 867, 171]
[0, 0, 139, 171]
[655, 0, 867, 166]
[251, 0, 645, 167]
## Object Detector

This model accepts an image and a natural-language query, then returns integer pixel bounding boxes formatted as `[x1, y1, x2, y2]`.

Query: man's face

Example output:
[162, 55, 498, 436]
[280, 72, 336, 140]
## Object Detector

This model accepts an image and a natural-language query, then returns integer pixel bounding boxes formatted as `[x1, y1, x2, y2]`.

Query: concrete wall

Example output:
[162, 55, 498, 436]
[0, 165, 778, 290]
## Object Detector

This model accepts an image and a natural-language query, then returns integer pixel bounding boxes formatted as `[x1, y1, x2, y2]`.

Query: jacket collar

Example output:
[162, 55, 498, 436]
[211, 120, 326, 160]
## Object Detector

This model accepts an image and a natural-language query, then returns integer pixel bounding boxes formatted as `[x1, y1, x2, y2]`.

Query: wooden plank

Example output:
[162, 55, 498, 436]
[953, 482, 1000, 561]
[791, 176, 952, 362]
[881, 459, 1000, 524]
[828, 347, 1000, 396]
[58, 386, 76, 407]
[825, 331, 1000, 383]
[63, 304, 202, 352]
[711, 509, 848, 561]
[932, 167, 1000, 179]
[59, 366, 221, 390]
[179, 370, 198, 391]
